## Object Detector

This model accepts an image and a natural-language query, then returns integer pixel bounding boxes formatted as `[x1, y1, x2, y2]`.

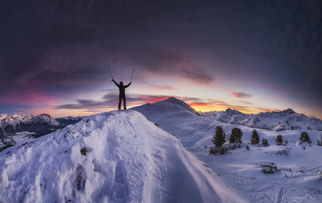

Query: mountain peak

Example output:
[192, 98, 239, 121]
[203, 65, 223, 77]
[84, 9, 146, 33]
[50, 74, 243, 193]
[38, 113, 52, 117]
[280, 108, 296, 115]
[225, 108, 242, 114]
[37, 113, 53, 119]
[163, 97, 195, 112]
[165, 96, 183, 103]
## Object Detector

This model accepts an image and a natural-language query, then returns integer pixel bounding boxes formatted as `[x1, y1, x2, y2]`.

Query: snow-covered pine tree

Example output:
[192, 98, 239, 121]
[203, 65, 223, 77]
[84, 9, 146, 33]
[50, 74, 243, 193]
[275, 135, 283, 145]
[317, 135, 322, 146]
[251, 130, 260, 144]
[299, 132, 311, 144]
[213, 126, 226, 148]
[262, 138, 269, 146]
[230, 128, 243, 143]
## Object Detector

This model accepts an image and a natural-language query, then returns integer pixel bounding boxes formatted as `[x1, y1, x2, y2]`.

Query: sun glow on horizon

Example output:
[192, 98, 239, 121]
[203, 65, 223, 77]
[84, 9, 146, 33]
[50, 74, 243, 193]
[189, 103, 265, 114]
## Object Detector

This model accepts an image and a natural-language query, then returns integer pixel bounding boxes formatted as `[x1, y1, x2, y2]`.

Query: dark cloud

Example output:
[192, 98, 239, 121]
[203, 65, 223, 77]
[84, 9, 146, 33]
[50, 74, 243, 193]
[1, 0, 322, 116]
[231, 92, 252, 99]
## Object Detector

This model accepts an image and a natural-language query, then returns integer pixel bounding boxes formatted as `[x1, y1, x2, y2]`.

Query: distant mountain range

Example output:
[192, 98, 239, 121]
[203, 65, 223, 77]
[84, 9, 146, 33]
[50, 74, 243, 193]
[0, 114, 83, 137]
[204, 107, 322, 131]
[136, 97, 322, 131]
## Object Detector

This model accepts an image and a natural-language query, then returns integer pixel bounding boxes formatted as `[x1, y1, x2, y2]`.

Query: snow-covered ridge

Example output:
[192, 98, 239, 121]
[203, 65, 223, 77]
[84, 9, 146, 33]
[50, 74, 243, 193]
[0, 110, 245, 203]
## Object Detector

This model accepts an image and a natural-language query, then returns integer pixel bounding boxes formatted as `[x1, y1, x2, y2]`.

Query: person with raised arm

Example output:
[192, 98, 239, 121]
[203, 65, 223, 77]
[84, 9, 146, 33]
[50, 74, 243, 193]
[109, 69, 134, 110]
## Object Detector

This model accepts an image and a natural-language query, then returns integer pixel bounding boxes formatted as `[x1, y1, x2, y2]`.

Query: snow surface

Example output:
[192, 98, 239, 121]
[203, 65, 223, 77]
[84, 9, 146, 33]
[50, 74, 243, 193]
[0, 110, 245, 203]
[135, 97, 322, 202]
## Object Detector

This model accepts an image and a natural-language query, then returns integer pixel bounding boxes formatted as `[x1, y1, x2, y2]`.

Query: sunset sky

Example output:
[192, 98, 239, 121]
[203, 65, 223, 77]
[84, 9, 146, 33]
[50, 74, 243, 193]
[1, 0, 322, 118]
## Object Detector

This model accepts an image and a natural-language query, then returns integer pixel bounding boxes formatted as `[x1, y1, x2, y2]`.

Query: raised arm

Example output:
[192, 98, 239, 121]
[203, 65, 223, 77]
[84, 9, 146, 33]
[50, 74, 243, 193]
[124, 82, 131, 88]
[112, 79, 120, 87]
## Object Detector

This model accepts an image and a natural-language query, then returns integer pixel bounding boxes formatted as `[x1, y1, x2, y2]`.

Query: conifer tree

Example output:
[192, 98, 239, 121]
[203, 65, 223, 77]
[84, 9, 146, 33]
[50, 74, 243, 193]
[251, 130, 260, 144]
[262, 138, 269, 146]
[213, 126, 226, 148]
[275, 135, 283, 145]
[317, 135, 322, 146]
[230, 128, 243, 143]
[299, 132, 311, 144]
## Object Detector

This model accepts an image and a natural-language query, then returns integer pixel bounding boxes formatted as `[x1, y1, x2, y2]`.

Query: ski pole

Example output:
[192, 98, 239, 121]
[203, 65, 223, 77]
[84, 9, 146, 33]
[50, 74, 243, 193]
[130, 69, 135, 82]
[108, 68, 114, 79]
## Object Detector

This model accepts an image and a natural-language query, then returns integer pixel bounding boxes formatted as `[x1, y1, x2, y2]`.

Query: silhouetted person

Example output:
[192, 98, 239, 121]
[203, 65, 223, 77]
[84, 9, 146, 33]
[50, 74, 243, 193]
[112, 79, 131, 110]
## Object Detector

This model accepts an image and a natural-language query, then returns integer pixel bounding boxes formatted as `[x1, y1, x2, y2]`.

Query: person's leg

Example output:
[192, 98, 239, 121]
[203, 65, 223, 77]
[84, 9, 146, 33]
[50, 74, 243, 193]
[118, 95, 121, 110]
[123, 95, 127, 110]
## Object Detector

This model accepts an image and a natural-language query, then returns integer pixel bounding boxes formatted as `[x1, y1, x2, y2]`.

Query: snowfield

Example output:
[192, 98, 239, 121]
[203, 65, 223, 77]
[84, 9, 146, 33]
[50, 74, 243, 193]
[135, 97, 322, 203]
[1, 97, 322, 203]
[0, 110, 246, 203]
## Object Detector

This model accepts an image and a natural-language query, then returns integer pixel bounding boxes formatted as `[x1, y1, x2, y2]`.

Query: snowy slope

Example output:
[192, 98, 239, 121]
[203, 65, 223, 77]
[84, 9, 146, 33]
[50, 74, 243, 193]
[133, 97, 214, 148]
[134, 97, 322, 202]
[195, 125, 322, 202]
[205, 108, 322, 131]
[0, 110, 245, 203]
[135, 99, 322, 203]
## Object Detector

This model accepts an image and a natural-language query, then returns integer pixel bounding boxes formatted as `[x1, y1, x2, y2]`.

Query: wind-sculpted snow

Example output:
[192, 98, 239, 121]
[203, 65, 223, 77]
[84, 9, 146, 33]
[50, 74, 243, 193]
[0, 110, 245, 203]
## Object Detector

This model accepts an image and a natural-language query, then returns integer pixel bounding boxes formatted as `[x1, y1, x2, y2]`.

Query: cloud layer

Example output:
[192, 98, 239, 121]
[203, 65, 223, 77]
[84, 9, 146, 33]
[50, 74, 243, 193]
[54, 93, 279, 115]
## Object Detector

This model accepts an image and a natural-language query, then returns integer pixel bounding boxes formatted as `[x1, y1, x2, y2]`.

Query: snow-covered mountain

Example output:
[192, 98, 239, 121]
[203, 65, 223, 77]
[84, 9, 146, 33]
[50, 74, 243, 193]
[133, 97, 211, 148]
[1, 97, 322, 202]
[136, 97, 322, 131]
[0, 113, 59, 137]
[0, 110, 245, 203]
[0, 114, 83, 138]
[134, 97, 322, 202]
[205, 108, 322, 131]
